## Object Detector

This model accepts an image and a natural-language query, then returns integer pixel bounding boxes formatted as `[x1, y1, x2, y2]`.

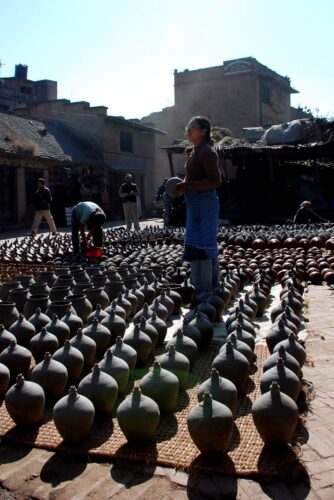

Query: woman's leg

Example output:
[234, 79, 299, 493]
[71, 211, 80, 254]
[212, 257, 220, 289]
[191, 259, 213, 297]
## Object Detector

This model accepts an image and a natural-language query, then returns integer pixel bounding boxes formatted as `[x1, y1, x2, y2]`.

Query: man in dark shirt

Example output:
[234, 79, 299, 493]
[31, 178, 57, 237]
[293, 200, 328, 224]
[118, 173, 140, 230]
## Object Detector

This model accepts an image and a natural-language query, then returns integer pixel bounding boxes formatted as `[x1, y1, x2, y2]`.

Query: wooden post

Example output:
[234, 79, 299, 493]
[167, 151, 175, 177]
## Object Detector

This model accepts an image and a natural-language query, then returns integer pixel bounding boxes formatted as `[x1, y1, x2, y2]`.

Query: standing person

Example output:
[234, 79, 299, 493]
[71, 201, 106, 255]
[155, 178, 172, 225]
[293, 200, 328, 224]
[119, 173, 140, 230]
[31, 178, 57, 237]
[173, 116, 221, 299]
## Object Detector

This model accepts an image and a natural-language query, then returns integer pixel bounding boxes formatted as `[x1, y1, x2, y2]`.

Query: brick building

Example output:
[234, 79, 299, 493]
[141, 57, 298, 181]
[0, 64, 57, 112]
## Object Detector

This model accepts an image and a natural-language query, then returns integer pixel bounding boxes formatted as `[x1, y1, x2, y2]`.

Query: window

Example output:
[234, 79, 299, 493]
[260, 82, 271, 105]
[277, 92, 286, 109]
[120, 131, 133, 153]
[20, 86, 32, 95]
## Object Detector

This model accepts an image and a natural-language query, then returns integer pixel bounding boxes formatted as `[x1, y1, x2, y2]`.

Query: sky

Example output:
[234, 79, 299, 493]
[1, 0, 334, 120]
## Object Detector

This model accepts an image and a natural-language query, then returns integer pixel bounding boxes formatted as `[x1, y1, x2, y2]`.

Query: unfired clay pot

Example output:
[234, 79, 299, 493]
[5, 374, 45, 426]
[197, 368, 238, 415]
[159, 345, 190, 391]
[53, 386, 95, 443]
[78, 364, 118, 416]
[212, 340, 249, 394]
[70, 329, 97, 367]
[252, 381, 299, 444]
[31, 352, 68, 399]
[117, 386, 160, 441]
[139, 360, 179, 414]
[110, 337, 137, 372]
[187, 391, 233, 454]
[52, 340, 84, 382]
[98, 349, 129, 394]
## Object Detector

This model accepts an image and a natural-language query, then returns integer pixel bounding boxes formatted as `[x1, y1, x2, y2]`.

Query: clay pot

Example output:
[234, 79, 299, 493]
[91, 272, 108, 288]
[179, 278, 195, 304]
[61, 308, 83, 337]
[133, 303, 153, 324]
[5, 374, 45, 426]
[0, 301, 20, 329]
[31, 352, 68, 399]
[166, 329, 198, 367]
[123, 325, 153, 366]
[100, 310, 126, 344]
[226, 324, 255, 352]
[226, 313, 256, 338]
[46, 300, 75, 319]
[212, 340, 249, 394]
[65, 294, 93, 323]
[266, 319, 294, 354]
[159, 345, 190, 390]
[105, 300, 127, 320]
[87, 305, 109, 324]
[9, 313, 36, 348]
[117, 386, 160, 441]
[148, 298, 168, 322]
[139, 281, 156, 305]
[70, 329, 97, 367]
[187, 391, 233, 454]
[53, 274, 75, 289]
[273, 333, 307, 367]
[29, 282, 51, 296]
[0, 281, 20, 301]
[139, 360, 179, 414]
[136, 317, 158, 350]
[198, 300, 216, 323]
[260, 358, 301, 401]
[165, 287, 182, 315]
[35, 270, 57, 287]
[71, 269, 90, 284]
[72, 282, 93, 295]
[189, 311, 214, 351]
[131, 285, 145, 310]
[123, 289, 139, 316]
[147, 312, 167, 347]
[78, 364, 118, 417]
[23, 294, 50, 318]
[197, 368, 237, 414]
[30, 327, 59, 362]
[0, 340, 31, 378]
[49, 286, 71, 302]
[222, 332, 253, 364]
[231, 298, 255, 322]
[83, 318, 112, 354]
[156, 290, 174, 320]
[52, 340, 84, 382]
[0, 325, 17, 353]
[207, 293, 225, 322]
[110, 336, 137, 372]
[98, 349, 129, 394]
[53, 386, 95, 443]
[263, 345, 301, 377]
[180, 317, 201, 349]
[28, 307, 50, 332]
[0, 362, 10, 398]
[248, 285, 268, 317]
[252, 382, 298, 444]
[213, 284, 231, 307]
[104, 280, 125, 301]
[84, 287, 110, 310]
[45, 314, 70, 347]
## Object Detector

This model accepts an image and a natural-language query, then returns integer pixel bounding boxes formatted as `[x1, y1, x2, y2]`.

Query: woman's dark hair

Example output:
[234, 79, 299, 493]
[190, 116, 214, 145]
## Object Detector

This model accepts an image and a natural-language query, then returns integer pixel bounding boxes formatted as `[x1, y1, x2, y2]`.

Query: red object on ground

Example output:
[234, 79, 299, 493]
[84, 247, 103, 258]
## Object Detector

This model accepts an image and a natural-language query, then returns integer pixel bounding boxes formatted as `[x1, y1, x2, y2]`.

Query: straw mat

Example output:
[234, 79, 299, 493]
[0, 344, 307, 478]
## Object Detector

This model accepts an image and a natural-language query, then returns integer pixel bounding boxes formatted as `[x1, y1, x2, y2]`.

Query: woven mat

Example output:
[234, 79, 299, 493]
[0, 344, 307, 479]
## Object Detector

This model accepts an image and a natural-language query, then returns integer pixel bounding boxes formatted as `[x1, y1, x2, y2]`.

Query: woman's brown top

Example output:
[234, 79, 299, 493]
[185, 141, 221, 184]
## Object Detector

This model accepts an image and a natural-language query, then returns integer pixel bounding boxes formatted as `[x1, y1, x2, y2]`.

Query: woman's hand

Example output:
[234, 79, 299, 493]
[173, 181, 191, 196]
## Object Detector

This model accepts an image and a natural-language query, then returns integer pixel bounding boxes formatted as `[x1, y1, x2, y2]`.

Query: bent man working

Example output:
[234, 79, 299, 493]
[71, 201, 106, 255]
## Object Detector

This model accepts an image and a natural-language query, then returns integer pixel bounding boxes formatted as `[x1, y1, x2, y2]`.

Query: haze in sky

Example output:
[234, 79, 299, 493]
[1, 0, 333, 120]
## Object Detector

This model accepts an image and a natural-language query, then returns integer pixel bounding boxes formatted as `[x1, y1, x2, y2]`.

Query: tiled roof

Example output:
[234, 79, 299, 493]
[0, 112, 102, 164]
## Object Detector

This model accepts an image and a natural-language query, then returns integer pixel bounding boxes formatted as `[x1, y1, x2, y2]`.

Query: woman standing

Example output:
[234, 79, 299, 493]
[174, 116, 221, 299]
